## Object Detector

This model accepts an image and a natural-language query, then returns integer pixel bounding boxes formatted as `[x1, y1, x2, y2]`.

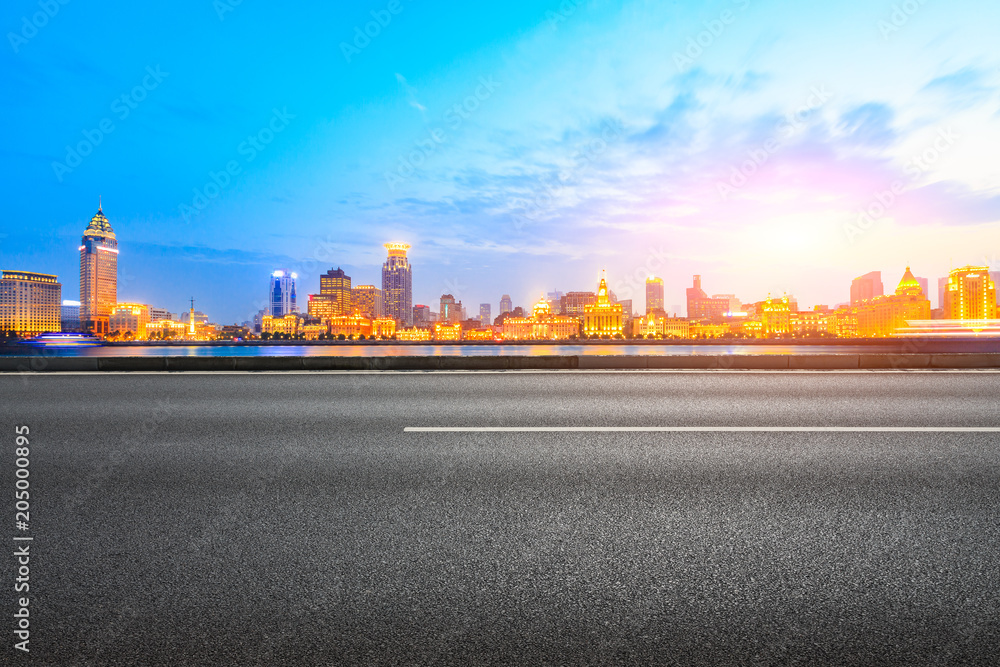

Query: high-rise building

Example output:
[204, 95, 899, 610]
[352, 285, 383, 318]
[546, 291, 564, 310]
[61, 300, 81, 332]
[0, 271, 61, 336]
[270, 270, 298, 317]
[499, 294, 513, 316]
[321, 268, 352, 314]
[618, 299, 633, 318]
[148, 306, 171, 322]
[645, 277, 664, 314]
[943, 266, 997, 320]
[439, 294, 463, 323]
[560, 291, 596, 318]
[686, 276, 729, 320]
[991, 272, 1000, 306]
[79, 205, 118, 335]
[382, 243, 412, 326]
[413, 304, 432, 327]
[938, 277, 949, 311]
[850, 271, 884, 305]
[479, 303, 491, 326]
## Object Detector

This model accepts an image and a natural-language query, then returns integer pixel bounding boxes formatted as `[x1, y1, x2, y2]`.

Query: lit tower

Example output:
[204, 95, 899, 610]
[270, 270, 298, 317]
[944, 266, 997, 320]
[382, 243, 412, 326]
[646, 276, 665, 315]
[188, 297, 196, 337]
[79, 201, 118, 336]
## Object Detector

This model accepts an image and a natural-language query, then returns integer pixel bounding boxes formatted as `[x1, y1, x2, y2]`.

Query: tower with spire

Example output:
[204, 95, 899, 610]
[79, 200, 118, 336]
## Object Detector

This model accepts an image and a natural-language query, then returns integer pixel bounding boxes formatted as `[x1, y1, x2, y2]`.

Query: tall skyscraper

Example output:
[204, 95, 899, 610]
[79, 205, 117, 335]
[499, 294, 513, 316]
[943, 266, 997, 320]
[0, 271, 61, 336]
[61, 300, 81, 332]
[479, 303, 491, 326]
[320, 267, 352, 315]
[382, 243, 412, 326]
[645, 276, 665, 314]
[352, 285, 383, 318]
[850, 271, 884, 305]
[270, 270, 298, 317]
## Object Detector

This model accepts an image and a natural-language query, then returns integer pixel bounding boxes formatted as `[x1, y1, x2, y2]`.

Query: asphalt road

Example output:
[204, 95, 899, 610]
[2, 371, 1000, 666]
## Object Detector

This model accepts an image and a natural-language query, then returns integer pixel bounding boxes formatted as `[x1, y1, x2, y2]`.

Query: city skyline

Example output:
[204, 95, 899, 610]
[4, 1, 1000, 323]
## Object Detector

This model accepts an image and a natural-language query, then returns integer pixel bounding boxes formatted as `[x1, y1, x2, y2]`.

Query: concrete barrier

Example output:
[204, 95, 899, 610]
[3, 353, 1000, 372]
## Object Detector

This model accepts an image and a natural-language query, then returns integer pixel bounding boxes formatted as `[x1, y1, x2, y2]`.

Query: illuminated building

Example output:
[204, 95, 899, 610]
[646, 277, 664, 314]
[61, 300, 81, 332]
[760, 296, 792, 337]
[583, 275, 624, 338]
[79, 205, 117, 336]
[397, 327, 432, 341]
[319, 267, 352, 315]
[632, 313, 690, 339]
[828, 305, 859, 338]
[352, 285, 383, 318]
[851, 271, 884, 305]
[146, 320, 187, 339]
[300, 322, 328, 340]
[856, 267, 932, 337]
[382, 243, 412, 326]
[686, 276, 729, 320]
[262, 314, 301, 336]
[371, 318, 396, 339]
[618, 299, 633, 319]
[560, 291, 595, 318]
[690, 322, 728, 338]
[499, 294, 512, 316]
[943, 266, 997, 320]
[270, 270, 298, 317]
[109, 303, 151, 339]
[502, 296, 581, 340]
[307, 294, 338, 321]
[464, 328, 495, 341]
[148, 306, 171, 322]
[0, 271, 61, 336]
[790, 309, 832, 336]
[433, 322, 463, 341]
[479, 303, 491, 326]
[328, 313, 371, 338]
[413, 304, 432, 327]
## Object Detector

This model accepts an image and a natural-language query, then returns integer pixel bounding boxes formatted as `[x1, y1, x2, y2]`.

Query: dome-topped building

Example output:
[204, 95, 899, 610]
[895, 266, 923, 297]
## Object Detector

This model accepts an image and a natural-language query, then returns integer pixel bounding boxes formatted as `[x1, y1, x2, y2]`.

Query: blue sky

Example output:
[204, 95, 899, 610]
[2, 0, 999, 322]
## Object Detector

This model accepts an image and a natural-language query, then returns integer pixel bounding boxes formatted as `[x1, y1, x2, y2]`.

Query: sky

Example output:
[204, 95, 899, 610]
[2, 0, 1000, 323]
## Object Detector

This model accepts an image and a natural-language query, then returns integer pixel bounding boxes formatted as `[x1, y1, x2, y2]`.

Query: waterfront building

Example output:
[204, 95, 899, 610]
[148, 306, 171, 322]
[632, 313, 690, 339]
[686, 275, 729, 320]
[583, 275, 624, 338]
[352, 285, 383, 319]
[760, 296, 792, 336]
[943, 266, 997, 320]
[645, 277, 664, 314]
[397, 327, 432, 341]
[262, 313, 301, 336]
[382, 243, 412, 326]
[270, 270, 298, 317]
[109, 303, 151, 339]
[61, 300, 81, 332]
[328, 313, 370, 338]
[464, 328, 495, 341]
[433, 322, 463, 341]
[0, 271, 61, 336]
[307, 294, 338, 321]
[145, 319, 188, 339]
[501, 297, 581, 340]
[371, 318, 396, 338]
[79, 205, 117, 336]
[856, 267, 932, 337]
[850, 271, 884, 305]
